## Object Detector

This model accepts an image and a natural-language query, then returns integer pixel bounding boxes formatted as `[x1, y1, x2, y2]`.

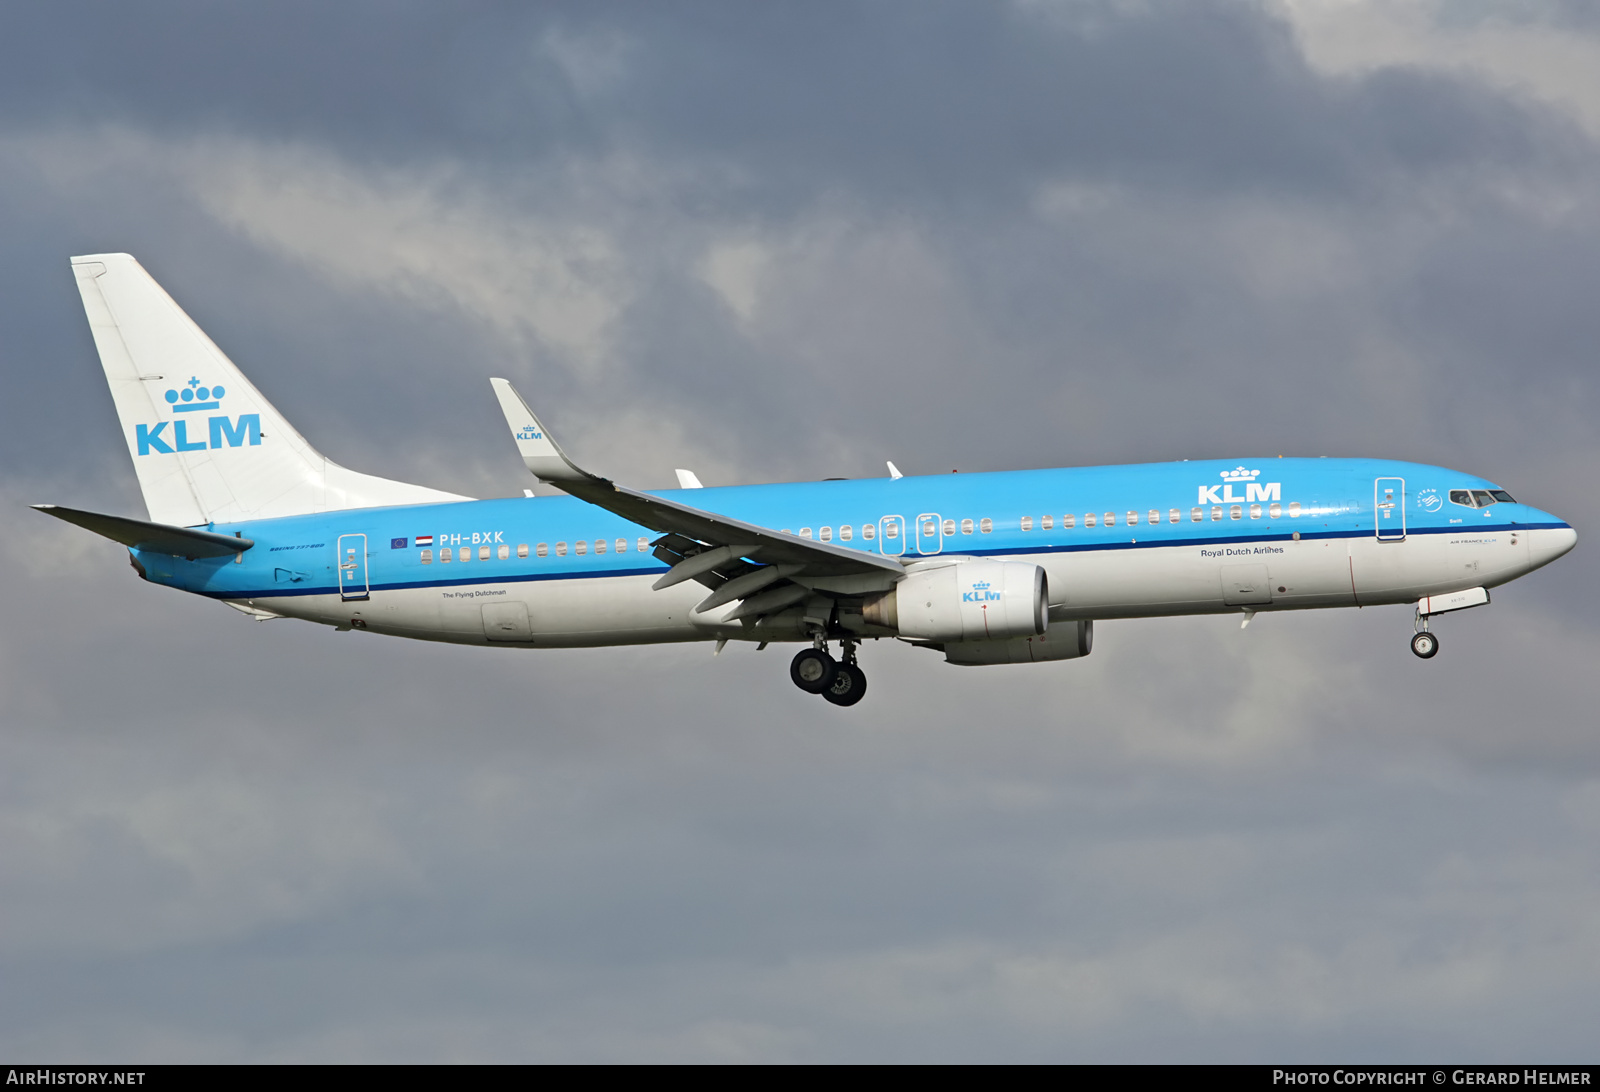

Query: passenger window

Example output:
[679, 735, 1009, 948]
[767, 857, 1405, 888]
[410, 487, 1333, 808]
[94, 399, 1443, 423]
[820, 526, 832, 542]
[479, 545, 490, 560]
[595, 539, 606, 554]
[1085, 513, 1096, 528]
[923, 519, 938, 536]
[1126, 511, 1137, 526]
[1020, 516, 1033, 532]
[616, 539, 627, 554]
[1230, 505, 1242, 520]
[1063, 514, 1075, 529]
[537, 543, 548, 558]
[840, 525, 852, 541]
[1104, 512, 1116, 527]
[1169, 508, 1180, 524]
[961, 519, 974, 534]
[517, 544, 528, 559]
[1042, 515, 1054, 530]
[1288, 502, 1301, 517]
[637, 538, 649, 552]
[885, 523, 899, 539]
[980, 518, 993, 533]
[1249, 504, 1261, 519]
[1269, 503, 1281, 519]
[1191, 507, 1202, 522]
[863, 524, 876, 540]
[1148, 510, 1159, 525]
[420, 549, 432, 564]
[943, 519, 956, 535]
[499, 544, 510, 560]
[800, 527, 813, 539]
[1211, 506, 1223, 521]
[556, 542, 567, 557]
[440, 548, 451, 563]
[461, 547, 472, 562]
[575, 540, 587, 556]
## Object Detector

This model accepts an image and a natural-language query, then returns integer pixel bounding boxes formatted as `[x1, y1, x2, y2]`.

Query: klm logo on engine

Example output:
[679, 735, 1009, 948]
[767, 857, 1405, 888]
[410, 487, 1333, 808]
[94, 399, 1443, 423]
[1198, 466, 1280, 505]
[963, 580, 1002, 603]
[135, 377, 261, 456]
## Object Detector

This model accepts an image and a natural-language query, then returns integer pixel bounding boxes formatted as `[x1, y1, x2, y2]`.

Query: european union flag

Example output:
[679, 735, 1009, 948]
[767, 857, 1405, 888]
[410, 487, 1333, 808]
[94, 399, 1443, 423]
[390, 537, 407, 549]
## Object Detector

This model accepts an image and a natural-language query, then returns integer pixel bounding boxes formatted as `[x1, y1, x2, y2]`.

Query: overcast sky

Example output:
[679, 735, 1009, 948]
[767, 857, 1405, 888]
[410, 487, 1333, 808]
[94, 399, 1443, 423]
[2, 0, 1598, 1062]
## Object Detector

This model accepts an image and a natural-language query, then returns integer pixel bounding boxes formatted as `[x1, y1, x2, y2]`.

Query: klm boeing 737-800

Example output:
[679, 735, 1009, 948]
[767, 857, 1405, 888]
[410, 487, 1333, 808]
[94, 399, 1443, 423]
[36, 254, 1578, 706]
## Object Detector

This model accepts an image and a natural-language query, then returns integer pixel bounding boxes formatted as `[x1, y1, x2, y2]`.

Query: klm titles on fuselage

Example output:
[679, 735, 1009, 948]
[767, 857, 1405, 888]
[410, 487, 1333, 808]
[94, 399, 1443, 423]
[1198, 467, 1280, 506]
[135, 379, 260, 455]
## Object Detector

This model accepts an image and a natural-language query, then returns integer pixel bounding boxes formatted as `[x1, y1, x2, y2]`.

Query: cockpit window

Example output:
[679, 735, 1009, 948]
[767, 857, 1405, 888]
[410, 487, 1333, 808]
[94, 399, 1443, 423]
[1451, 489, 1512, 508]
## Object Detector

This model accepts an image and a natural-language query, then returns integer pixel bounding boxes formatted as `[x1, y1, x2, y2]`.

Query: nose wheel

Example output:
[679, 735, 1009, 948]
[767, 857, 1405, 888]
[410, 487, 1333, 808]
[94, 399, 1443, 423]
[790, 640, 868, 706]
[1410, 630, 1439, 659]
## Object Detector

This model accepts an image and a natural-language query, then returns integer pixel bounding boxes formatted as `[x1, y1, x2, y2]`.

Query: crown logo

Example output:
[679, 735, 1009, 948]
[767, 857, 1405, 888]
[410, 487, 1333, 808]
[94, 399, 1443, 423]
[1220, 466, 1260, 482]
[163, 376, 227, 414]
[972, 580, 991, 590]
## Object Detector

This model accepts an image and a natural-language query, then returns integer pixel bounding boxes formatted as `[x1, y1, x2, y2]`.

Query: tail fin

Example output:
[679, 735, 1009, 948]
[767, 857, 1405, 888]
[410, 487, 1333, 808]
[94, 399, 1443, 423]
[71, 253, 468, 526]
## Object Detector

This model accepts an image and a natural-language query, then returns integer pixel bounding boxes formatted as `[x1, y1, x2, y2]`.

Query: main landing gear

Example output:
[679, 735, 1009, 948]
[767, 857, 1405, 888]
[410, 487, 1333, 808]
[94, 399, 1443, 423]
[790, 638, 867, 706]
[1411, 611, 1439, 659]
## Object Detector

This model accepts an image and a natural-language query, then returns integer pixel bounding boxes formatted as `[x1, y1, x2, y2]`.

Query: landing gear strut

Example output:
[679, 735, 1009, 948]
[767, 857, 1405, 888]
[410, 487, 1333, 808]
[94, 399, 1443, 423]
[1411, 612, 1439, 659]
[790, 637, 868, 706]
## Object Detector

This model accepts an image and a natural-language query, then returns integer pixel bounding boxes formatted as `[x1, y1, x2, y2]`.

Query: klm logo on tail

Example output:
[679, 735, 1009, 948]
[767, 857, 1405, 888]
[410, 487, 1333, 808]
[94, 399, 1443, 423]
[136, 377, 261, 456]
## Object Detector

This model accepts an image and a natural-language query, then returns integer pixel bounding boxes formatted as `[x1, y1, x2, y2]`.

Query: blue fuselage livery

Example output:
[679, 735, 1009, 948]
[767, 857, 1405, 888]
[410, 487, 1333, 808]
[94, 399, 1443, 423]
[38, 254, 1578, 706]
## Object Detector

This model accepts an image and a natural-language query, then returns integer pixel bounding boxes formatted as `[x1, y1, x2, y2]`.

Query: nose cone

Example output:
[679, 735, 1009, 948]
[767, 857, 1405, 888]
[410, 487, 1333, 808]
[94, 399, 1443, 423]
[1527, 524, 1577, 571]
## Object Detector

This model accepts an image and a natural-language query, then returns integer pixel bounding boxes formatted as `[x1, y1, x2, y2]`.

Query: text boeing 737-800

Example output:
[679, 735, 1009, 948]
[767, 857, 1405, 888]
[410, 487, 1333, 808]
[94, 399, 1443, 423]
[36, 254, 1577, 706]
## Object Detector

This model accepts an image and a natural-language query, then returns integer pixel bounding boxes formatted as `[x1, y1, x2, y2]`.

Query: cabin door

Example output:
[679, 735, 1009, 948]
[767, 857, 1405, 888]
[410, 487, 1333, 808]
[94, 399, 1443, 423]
[337, 534, 370, 600]
[1374, 477, 1406, 541]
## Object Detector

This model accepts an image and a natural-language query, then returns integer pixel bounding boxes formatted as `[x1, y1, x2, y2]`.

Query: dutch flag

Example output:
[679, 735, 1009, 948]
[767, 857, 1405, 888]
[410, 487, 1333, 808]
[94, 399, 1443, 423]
[415, 535, 434, 547]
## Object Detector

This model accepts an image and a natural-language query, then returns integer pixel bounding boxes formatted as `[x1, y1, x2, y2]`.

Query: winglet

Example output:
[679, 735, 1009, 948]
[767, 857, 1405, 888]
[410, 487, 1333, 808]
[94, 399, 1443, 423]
[490, 378, 594, 487]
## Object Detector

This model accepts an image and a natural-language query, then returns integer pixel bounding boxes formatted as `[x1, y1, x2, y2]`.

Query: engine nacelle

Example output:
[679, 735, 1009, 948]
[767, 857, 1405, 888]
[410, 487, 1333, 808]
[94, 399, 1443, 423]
[865, 560, 1047, 642]
[944, 620, 1093, 665]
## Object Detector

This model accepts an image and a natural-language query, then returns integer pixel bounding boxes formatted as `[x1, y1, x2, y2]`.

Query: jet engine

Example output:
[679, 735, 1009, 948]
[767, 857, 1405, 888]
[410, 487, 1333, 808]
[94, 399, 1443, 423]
[864, 560, 1048, 642]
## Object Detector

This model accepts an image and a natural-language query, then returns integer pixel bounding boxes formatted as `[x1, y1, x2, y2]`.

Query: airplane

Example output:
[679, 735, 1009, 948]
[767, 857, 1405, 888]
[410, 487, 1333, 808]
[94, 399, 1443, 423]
[36, 254, 1578, 706]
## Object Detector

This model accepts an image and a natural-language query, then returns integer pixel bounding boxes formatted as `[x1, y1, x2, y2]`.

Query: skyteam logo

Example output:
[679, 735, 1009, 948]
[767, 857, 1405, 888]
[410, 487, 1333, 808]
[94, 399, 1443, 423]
[1199, 466, 1280, 505]
[1416, 488, 1442, 513]
[136, 376, 262, 456]
[963, 579, 1001, 603]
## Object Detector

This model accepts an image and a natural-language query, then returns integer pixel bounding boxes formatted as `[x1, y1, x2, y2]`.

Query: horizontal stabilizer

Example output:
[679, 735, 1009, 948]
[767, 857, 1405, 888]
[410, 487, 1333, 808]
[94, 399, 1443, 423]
[33, 504, 252, 559]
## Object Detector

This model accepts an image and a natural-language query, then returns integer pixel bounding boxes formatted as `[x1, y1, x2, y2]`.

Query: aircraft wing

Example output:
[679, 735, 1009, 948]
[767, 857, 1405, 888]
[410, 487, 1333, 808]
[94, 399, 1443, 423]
[490, 379, 903, 617]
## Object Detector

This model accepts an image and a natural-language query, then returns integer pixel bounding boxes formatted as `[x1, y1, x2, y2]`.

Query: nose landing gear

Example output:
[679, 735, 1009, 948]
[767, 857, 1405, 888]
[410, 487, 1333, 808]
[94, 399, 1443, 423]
[1411, 611, 1439, 659]
[790, 638, 868, 706]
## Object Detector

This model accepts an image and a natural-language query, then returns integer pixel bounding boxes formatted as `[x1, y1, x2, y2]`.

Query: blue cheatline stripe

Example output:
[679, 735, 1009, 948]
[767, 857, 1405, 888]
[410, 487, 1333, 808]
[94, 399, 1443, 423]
[202, 521, 1570, 600]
